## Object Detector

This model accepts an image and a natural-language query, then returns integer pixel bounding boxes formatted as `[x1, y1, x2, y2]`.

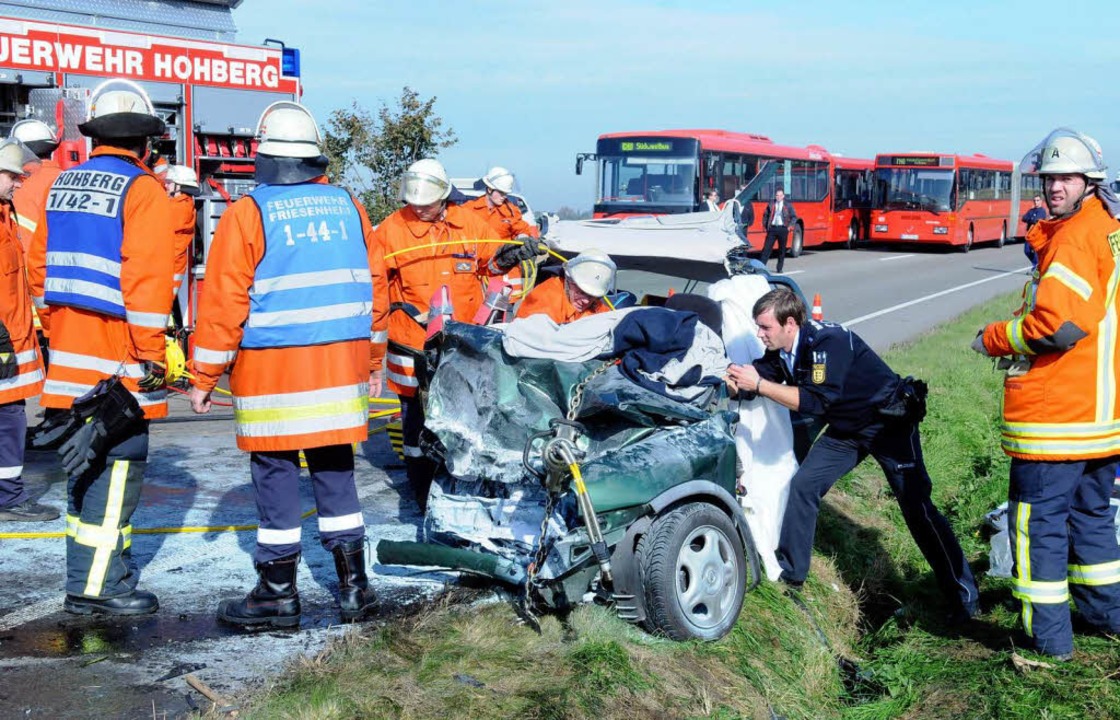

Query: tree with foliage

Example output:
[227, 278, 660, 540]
[323, 87, 457, 224]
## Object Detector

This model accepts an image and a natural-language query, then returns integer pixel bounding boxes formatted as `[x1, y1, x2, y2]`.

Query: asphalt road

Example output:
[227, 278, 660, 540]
[617, 241, 1033, 351]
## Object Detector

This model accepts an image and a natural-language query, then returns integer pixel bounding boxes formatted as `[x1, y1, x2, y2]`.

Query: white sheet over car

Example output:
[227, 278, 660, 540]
[709, 274, 799, 581]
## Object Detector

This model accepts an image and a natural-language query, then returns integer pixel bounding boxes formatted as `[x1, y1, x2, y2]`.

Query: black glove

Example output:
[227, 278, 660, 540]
[57, 377, 143, 477]
[0, 320, 15, 380]
[137, 362, 166, 392]
[493, 235, 543, 271]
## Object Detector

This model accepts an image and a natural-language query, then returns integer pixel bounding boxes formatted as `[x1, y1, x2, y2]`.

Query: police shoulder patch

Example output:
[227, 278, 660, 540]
[1108, 229, 1120, 257]
[812, 363, 826, 384]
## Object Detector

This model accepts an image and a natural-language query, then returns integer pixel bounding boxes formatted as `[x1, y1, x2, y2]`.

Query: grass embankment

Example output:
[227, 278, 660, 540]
[228, 292, 1120, 720]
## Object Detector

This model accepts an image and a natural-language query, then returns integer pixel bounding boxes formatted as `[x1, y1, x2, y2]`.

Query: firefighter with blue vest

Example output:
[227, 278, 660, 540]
[189, 102, 389, 627]
[26, 79, 176, 616]
[974, 128, 1120, 659]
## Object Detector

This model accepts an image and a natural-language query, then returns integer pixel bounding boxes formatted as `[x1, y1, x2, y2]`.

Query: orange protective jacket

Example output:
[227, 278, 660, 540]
[11, 159, 61, 249]
[169, 194, 196, 297]
[27, 147, 176, 419]
[462, 195, 539, 302]
[373, 203, 498, 397]
[982, 195, 1120, 460]
[191, 178, 387, 452]
[516, 275, 608, 324]
[0, 202, 44, 404]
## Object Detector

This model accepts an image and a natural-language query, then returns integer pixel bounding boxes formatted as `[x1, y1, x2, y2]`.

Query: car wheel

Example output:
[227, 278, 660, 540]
[789, 224, 804, 257]
[636, 503, 747, 641]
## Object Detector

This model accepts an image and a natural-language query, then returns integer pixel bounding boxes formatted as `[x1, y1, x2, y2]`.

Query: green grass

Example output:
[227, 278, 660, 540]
[224, 292, 1120, 720]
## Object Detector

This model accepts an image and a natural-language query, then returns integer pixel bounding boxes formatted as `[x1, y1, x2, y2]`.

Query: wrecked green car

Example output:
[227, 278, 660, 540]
[378, 307, 762, 642]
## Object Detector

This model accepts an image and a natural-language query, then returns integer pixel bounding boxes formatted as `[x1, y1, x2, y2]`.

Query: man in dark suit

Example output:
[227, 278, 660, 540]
[760, 188, 796, 273]
[725, 288, 979, 621]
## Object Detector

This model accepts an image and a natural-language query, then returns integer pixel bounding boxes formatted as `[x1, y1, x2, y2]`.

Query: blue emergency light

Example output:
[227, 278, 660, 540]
[281, 47, 300, 78]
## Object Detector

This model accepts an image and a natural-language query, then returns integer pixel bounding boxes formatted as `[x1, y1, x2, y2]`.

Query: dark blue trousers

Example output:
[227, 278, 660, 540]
[1009, 457, 1120, 656]
[251, 444, 365, 562]
[400, 394, 436, 512]
[0, 400, 27, 508]
[777, 419, 979, 612]
[66, 424, 149, 598]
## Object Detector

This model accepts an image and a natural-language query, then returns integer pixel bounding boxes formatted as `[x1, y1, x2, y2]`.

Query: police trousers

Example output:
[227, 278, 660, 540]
[1009, 457, 1120, 656]
[66, 423, 148, 598]
[0, 400, 27, 508]
[776, 419, 979, 611]
[251, 444, 365, 563]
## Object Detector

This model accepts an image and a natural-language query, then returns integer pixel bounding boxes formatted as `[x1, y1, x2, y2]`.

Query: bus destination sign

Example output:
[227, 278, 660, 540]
[620, 141, 673, 152]
[886, 156, 950, 167]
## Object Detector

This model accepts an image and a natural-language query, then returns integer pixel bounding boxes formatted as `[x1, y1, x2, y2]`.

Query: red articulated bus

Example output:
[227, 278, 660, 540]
[869, 153, 1035, 252]
[575, 129, 873, 256]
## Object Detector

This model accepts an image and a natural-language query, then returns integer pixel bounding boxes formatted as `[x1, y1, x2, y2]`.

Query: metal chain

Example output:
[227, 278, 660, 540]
[522, 360, 615, 622]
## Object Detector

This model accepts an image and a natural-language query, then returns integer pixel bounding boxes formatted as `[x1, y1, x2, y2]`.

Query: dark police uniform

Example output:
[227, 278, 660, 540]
[755, 320, 979, 614]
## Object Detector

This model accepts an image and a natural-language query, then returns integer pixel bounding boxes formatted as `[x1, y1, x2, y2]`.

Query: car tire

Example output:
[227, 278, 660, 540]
[636, 502, 748, 641]
[789, 224, 804, 258]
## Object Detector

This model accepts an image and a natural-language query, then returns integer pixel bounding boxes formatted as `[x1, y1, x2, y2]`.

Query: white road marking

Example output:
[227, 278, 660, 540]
[779, 270, 805, 275]
[879, 254, 915, 262]
[841, 265, 1031, 327]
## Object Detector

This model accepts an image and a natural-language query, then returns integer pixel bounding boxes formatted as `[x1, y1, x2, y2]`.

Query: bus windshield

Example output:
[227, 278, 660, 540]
[873, 167, 954, 213]
[595, 137, 701, 212]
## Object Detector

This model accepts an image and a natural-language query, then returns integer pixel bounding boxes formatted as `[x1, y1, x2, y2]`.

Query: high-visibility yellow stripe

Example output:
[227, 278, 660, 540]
[1012, 578, 1070, 604]
[1068, 559, 1120, 586]
[1006, 318, 1032, 355]
[1014, 501, 1033, 635]
[1096, 262, 1120, 424]
[17, 214, 36, 233]
[1043, 262, 1093, 302]
[234, 397, 369, 425]
[1002, 434, 1120, 456]
[1003, 418, 1120, 435]
[83, 460, 129, 597]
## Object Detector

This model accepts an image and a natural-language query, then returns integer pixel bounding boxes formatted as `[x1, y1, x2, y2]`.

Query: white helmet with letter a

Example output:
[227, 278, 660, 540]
[79, 78, 166, 139]
[482, 166, 516, 195]
[565, 249, 616, 298]
[400, 158, 451, 206]
[1022, 128, 1108, 182]
[256, 101, 322, 158]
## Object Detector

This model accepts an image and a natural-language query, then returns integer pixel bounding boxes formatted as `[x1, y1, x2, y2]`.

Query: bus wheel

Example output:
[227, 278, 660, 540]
[789, 225, 804, 257]
[995, 223, 1006, 249]
[960, 226, 974, 253]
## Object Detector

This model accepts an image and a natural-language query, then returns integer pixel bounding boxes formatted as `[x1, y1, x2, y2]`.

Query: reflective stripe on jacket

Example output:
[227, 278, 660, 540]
[373, 203, 498, 397]
[11, 159, 61, 247]
[983, 195, 1120, 460]
[43, 155, 144, 318]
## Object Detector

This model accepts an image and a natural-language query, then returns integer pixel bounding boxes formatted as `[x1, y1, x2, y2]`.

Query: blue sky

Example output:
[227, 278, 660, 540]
[236, 1, 1119, 212]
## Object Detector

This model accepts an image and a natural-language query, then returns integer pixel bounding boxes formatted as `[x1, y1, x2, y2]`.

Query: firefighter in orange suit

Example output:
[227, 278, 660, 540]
[189, 102, 388, 627]
[0, 139, 53, 523]
[462, 166, 540, 302]
[517, 249, 616, 324]
[26, 79, 176, 616]
[974, 128, 1120, 660]
[9, 119, 62, 250]
[375, 158, 542, 512]
[163, 164, 200, 325]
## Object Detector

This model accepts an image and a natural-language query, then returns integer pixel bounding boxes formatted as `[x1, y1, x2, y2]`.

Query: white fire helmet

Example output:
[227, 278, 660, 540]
[80, 79, 165, 138]
[400, 158, 451, 206]
[256, 101, 322, 158]
[166, 164, 200, 191]
[10, 119, 58, 145]
[565, 249, 616, 299]
[0, 139, 33, 176]
[482, 166, 516, 195]
[1021, 128, 1108, 182]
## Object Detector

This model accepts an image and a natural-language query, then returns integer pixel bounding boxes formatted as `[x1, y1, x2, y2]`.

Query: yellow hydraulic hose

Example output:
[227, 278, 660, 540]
[0, 508, 318, 541]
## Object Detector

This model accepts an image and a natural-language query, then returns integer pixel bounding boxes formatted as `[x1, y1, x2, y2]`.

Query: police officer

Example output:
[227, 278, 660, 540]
[726, 287, 979, 620]
[973, 128, 1120, 660]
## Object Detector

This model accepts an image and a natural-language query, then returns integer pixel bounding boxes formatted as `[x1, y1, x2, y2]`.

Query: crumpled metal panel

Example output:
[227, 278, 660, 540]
[0, 0, 240, 42]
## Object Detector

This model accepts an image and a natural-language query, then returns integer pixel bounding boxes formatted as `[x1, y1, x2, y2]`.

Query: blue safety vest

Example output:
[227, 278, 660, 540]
[242, 183, 372, 348]
[43, 155, 144, 318]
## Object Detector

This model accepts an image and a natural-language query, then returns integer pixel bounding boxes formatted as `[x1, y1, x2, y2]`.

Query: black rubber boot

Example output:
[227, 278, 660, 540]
[64, 589, 159, 616]
[332, 539, 376, 622]
[217, 554, 301, 628]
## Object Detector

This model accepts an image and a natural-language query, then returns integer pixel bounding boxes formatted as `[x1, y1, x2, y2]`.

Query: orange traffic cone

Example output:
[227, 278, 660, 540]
[811, 293, 823, 321]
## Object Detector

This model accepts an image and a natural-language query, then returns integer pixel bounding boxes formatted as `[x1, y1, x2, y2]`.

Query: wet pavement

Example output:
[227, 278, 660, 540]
[0, 397, 458, 719]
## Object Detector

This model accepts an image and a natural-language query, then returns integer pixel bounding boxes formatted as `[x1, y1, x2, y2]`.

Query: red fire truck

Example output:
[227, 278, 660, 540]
[0, 0, 302, 326]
